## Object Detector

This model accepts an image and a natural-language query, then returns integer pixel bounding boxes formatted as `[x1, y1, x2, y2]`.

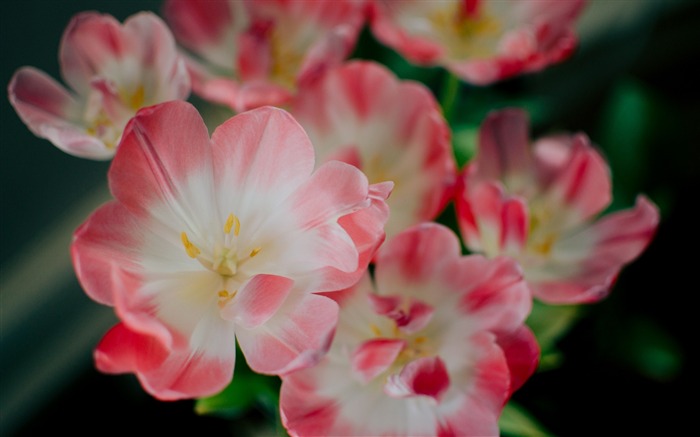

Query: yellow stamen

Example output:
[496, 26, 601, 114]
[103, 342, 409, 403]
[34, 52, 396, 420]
[370, 324, 382, 337]
[224, 213, 241, 236]
[217, 289, 238, 308]
[414, 336, 428, 344]
[533, 234, 557, 256]
[129, 85, 145, 110]
[234, 215, 241, 236]
[180, 232, 201, 258]
[249, 247, 262, 258]
[224, 214, 234, 234]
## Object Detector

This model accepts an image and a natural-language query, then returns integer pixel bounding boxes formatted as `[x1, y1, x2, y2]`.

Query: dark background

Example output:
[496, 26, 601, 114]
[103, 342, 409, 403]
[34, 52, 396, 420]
[2, 1, 698, 435]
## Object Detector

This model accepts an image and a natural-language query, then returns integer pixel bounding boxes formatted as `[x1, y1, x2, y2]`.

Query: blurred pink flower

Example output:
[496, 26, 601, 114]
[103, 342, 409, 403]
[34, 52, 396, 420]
[8, 12, 189, 159]
[71, 101, 391, 400]
[292, 60, 456, 237]
[280, 223, 537, 436]
[368, 0, 585, 85]
[163, 0, 366, 112]
[456, 108, 659, 303]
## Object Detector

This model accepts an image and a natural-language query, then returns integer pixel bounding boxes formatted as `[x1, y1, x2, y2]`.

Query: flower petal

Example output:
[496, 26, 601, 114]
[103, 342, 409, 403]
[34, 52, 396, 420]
[529, 195, 660, 303]
[475, 108, 532, 187]
[292, 61, 455, 237]
[8, 67, 111, 159]
[544, 134, 612, 225]
[211, 106, 314, 203]
[450, 255, 531, 334]
[109, 101, 214, 221]
[163, 0, 246, 69]
[60, 12, 137, 95]
[95, 322, 235, 400]
[497, 326, 540, 394]
[375, 222, 463, 289]
[71, 201, 143, 306]
[220, 274, 294, 329]
[384, 356, 450, 401]
[236, 293, 338, 375]
[351, 338, 406, 383]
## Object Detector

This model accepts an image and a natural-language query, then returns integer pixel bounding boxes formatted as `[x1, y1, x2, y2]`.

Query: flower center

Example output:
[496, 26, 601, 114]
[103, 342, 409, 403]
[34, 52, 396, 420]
[180, 213, 263, 307]
[269, 28, 304, 90]
[428, 2, 501, 59]
[527, 203, 559, 258]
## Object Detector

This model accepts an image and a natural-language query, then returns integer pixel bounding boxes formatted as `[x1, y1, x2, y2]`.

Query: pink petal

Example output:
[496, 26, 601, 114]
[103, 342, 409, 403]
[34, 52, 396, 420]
[368, 294, 435, 334]
[95, 323, 169, 374]
[95, 322, 235, 400]
[500, 196, 529, 254]
[497, 326, 540, 394]
[459, 179, 530, 256]
[449, 255, 530, 334]
[368, 1, 445, 64]
[183, 57, 243, 109]
[441, 332, 510, 437]
[162, 0, 237, 56]
[375, 222, 463, 288]
[475, 108, 532, 184]
[8, 67, 110, 159]
[234, 81, 293, 113]
[60, 12, 137, 96]
[280, 366, 349, 437]
[122, 12, 191, 100]
[384, 356, 450, 401]
[287, 161, 377, 274]
[220, 274, 294, 329]
[236, 293, 338, 375]
[546, 134, 612, 224]
[109, 101, 213, 218]
[531, 195, 659, 303]
[71, 201, 143, 306]
[296, 20, 360, 87]
[351, 338, 406, 383]
[211, 106, 314, 198]
[454, 169, 483, 249]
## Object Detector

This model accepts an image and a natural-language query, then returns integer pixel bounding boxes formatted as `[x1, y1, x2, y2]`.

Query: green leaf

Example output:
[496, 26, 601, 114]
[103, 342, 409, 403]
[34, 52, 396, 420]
[615, 315, 683, 382]
[195, 346, 281, 419]
[499, 401, 553, 437]
[526, 300, 583, 355]
[452, 124, 479, 168]
[597, 79, 657, 208]
[195, 372, 280, 419]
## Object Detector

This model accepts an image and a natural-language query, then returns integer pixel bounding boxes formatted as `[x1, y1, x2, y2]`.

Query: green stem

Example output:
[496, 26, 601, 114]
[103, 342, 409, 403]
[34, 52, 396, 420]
[440, 70, 460, 123]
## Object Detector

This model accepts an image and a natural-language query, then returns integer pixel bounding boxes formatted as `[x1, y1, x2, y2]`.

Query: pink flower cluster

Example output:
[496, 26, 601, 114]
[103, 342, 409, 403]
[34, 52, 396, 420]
[8, 1, 660, 435]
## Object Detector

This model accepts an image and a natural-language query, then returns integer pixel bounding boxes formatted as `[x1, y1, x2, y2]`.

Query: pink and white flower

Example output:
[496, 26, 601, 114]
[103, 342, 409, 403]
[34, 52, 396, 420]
[292, 61, 456, 237]
[368, 0, 586, 85]
[455, 108, 659, 304]
[163, 0, 366, 112]
[8, 12, 190, 159]
[280, 223, 537, 436]
[71, 101, 391, 400]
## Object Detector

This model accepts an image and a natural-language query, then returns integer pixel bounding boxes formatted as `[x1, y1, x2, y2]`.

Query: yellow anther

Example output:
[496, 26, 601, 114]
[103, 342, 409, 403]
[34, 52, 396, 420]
[224, 214, 233, 234]
[129, 85, 145, 110]
[414, 336, 428, 344]
[180, 232, 201, 258]
[533, 234, 556, 256]
[217, 289, 238, 308]
[370, 324, 382, 337]
[224, 213, 241, 236]
[249, 247, 262, 258]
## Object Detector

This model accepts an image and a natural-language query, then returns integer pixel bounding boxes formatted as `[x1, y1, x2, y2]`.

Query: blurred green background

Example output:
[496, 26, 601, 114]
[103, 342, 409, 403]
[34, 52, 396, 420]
[1, 1, 698, 435]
